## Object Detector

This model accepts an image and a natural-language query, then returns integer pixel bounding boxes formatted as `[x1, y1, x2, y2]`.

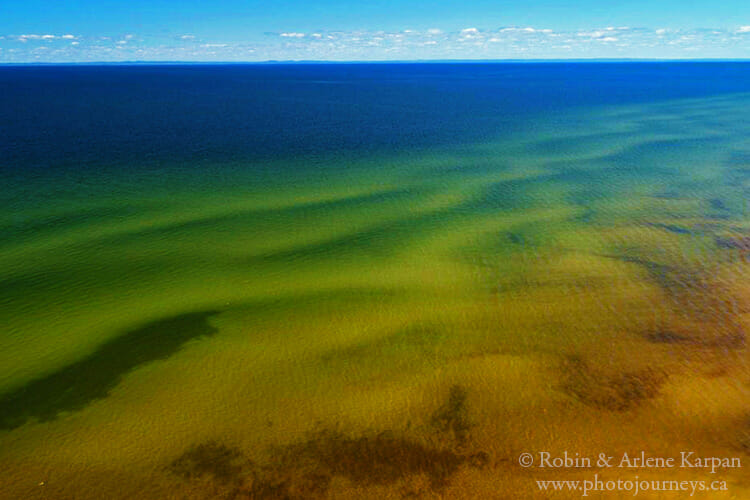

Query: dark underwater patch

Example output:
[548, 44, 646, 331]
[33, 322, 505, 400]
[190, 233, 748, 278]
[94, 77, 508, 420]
[0, 204, 141, 247]
[429, 159, 512, 178]
[270, 431, 467, 493]
[597, 252, 676, 290]
[644, 327, 745, 349]
[169, 386, 488, 498]
[507, 231, 526, 245]
[0, 310, 220, 430]
[708, 198, 729, 212]
[644, 330, 691, 344]
[459, 222, 550, 271]
[643, 222, 693, 235]
[431, 385, 472, 447]
[715, 235, 750, 252]
[171, 433, 474, 499]
[169, 441, 246, 485]
[97, 186, 421, 247]
[246, 208, 459, 266]
[602, 136, 724, 173]
[560, 355, 666, 412]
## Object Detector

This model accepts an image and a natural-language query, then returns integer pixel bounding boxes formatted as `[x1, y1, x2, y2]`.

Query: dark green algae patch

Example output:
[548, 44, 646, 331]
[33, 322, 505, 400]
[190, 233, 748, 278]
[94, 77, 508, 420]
[0, 310, 220, 430]
[0, 290, 403, 431]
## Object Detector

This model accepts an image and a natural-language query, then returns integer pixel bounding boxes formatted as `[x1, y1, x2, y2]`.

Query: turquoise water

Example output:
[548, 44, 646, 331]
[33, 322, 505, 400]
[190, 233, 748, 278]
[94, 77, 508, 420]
[0, 64, 749, 498]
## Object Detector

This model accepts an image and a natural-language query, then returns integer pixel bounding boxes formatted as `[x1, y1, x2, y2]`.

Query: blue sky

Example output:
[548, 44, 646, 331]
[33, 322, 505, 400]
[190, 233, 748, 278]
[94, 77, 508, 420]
[1, 0, 749, 62]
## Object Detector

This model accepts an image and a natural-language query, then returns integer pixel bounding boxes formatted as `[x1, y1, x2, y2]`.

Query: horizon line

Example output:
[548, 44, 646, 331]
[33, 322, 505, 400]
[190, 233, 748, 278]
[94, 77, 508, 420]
[2, 57, 750, 66]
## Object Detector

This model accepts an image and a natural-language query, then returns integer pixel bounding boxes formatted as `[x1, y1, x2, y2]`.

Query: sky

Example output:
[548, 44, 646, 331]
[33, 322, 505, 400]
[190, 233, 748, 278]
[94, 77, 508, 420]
[1, 0, 749, 62]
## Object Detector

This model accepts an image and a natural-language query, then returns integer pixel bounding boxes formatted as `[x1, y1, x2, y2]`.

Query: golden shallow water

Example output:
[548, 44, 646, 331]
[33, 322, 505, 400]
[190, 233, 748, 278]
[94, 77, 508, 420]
[0, 94, 749, 498]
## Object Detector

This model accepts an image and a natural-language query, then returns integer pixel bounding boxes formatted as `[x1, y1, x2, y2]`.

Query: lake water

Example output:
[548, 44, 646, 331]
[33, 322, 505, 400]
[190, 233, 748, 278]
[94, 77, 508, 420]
[1, 63, 749, 498]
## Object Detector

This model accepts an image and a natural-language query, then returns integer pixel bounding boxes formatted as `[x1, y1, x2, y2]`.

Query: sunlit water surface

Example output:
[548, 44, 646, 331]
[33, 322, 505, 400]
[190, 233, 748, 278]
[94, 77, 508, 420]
[1, 64, 749, 499]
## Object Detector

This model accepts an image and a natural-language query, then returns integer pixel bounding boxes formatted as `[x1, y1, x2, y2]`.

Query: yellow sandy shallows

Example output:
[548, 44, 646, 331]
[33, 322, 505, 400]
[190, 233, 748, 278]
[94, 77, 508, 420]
[0, 93, 749, 499]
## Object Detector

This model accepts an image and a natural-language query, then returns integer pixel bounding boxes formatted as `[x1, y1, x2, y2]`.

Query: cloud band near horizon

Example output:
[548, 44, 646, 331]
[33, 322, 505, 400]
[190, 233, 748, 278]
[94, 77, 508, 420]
[1, 25, 749, 63]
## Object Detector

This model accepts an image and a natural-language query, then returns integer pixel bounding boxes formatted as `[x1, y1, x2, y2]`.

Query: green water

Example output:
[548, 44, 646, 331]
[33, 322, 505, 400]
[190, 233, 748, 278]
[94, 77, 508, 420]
[1, 93, 749, 499]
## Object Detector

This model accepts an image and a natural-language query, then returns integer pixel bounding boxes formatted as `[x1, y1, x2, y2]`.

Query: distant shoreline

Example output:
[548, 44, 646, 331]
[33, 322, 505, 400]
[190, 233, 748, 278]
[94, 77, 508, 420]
[2, 58, 750, 67]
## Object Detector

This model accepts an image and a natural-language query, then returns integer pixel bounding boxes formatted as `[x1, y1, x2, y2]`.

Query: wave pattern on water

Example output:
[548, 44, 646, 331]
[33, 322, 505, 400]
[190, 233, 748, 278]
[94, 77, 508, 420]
[0, 67, 749, 499]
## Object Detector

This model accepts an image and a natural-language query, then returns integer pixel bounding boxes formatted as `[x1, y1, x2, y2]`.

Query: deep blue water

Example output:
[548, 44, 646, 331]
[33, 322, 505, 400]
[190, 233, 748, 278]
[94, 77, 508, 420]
[2, 62, 750, 173]
[2, 63, 750, 500]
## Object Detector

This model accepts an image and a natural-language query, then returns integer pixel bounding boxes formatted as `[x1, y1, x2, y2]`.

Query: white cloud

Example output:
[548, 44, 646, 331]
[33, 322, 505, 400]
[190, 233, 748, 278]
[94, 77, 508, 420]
[3, 25, 750, 62]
